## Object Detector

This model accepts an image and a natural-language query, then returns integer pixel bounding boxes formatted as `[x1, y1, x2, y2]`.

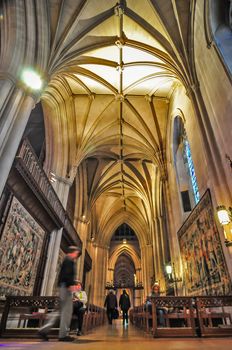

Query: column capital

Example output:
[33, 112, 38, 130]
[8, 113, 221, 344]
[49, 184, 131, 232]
[185, 82, 200, 98]
[0, 70, 47, 102]
[93, 242, 109, 250]
[0, 71, 17, 84]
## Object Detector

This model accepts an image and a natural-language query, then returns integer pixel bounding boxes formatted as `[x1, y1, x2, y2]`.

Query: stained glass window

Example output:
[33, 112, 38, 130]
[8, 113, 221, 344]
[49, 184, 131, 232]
[183, 137, 200, 204]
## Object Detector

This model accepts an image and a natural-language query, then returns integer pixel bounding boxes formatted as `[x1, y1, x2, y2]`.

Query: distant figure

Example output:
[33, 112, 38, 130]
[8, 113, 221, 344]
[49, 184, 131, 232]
[104, 289, 118, 324]
[39, 246, 82, 342]
[72, 280, 88, 336]
[119, 290, 131, 325]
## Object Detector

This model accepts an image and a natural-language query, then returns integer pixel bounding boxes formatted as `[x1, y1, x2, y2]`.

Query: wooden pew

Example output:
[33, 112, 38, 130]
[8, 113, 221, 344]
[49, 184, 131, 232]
[0, 296, 106, 338]
[17, 308, 48, 328]
[151, 296, 197, 338]
[82, 304, 106, 334]
[196, 296, 232, 337]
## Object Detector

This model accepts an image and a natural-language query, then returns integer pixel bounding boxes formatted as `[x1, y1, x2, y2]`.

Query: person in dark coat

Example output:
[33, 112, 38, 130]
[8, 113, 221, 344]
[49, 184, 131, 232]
[119, 289, 131, 324]
[104, 290, 118, 324]
[39, 246, 82, 342]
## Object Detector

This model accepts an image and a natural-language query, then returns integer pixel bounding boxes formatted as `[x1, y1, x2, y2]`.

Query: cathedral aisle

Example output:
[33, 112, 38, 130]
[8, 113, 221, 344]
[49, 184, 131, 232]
[1, 320, 232, 350]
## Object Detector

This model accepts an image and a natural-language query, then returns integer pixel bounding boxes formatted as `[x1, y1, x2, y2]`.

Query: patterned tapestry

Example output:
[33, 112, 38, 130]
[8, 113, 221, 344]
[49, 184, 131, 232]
[0, 197, 45, 297]
[178, 190, 231, 296]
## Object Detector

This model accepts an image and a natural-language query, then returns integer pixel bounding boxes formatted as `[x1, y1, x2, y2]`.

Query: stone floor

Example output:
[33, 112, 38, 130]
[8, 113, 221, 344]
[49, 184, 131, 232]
[1, 320, 232, 350]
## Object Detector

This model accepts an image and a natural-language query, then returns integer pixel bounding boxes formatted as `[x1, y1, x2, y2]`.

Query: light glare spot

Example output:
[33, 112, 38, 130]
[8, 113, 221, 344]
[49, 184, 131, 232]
[22, 69, 43, 90]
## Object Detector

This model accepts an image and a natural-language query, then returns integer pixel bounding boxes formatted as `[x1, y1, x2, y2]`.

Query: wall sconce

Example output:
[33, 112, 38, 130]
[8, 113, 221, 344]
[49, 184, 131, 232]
[133, 273, 137, 285]
[165, 264, 172, 277]
[216, 205, 232, 246]
[217, 206, 231, 225]
[165, 263, 182, 296]
[122, 238, 127, 244]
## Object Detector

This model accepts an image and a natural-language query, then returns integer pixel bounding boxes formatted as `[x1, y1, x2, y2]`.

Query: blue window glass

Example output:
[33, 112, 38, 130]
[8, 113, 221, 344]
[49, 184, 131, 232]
[183, 137, 200, 204]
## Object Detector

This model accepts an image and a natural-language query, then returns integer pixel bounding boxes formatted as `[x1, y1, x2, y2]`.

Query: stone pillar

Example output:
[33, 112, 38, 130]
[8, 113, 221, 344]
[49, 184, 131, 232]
[75, 220, 89, 280]
[40, 228, 63, 296]
[40, 177, 72, 295]
[136, 267, 142, 283]
[0, 83, 37, 197]
[52, 176, 72, 209]
[133, 289, 142, 307]
[108, 268, 114, 283]
[91, 243, 108, 306]
[153, 217, 162, 279]
[141, 244, 153, 298]
[162, 178, 181, 264]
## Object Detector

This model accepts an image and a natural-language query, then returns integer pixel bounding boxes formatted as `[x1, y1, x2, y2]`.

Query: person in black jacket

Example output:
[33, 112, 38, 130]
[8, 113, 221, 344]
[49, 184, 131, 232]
[39, 246, 81, 342]
[119, 290, 131, 325]
[104, 290, 118, 324]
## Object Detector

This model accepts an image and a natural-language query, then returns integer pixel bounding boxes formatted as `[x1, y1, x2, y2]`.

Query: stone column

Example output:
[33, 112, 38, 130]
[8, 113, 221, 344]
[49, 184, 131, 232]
[40, 228, 63, 296]
[52, 176, 72, 209]
[141, 244, 153, 298]
[153, 217, 162, 279]
[136, 267, 142, 284]
[75, 219, 89, 280]
[108, 268, 114, 283]
[0, 82, 37, 197]
[133, 288, 141, 307]
[162, 178, 181, 263]
[40, 177, 72, 295]
[91, 243, 108, 306]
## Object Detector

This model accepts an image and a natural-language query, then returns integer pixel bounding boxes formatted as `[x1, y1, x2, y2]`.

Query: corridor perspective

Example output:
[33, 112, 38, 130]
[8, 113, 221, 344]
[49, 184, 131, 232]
[0, 0, 232, 347]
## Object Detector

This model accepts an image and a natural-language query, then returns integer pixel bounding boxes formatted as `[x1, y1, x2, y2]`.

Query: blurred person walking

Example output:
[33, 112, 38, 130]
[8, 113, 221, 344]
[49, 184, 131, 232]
[39, 246, 81, 342]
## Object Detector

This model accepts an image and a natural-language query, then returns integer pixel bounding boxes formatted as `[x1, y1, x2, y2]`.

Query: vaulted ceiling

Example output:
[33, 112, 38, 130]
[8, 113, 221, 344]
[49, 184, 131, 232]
[39, 0, 194, 245]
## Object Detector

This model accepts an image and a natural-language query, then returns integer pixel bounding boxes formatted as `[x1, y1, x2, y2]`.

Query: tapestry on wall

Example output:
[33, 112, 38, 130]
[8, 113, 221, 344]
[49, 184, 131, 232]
[178, 189, 231, 295]
[0, 197, 45, 297]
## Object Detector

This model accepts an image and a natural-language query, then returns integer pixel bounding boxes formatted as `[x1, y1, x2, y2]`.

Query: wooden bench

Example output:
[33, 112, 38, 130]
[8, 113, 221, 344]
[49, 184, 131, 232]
[196, 296, 232, 337]
[0, 296, 106, 338]
[131, 296, 232, 338]
[17, 309, 47, 328]
[151, 296, 197, 337]
[81, 304, 106, 334]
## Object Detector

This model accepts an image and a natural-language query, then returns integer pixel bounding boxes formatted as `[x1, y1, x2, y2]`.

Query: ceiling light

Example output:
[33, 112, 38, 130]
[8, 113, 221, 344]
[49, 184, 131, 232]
[21, 69, 43, 90]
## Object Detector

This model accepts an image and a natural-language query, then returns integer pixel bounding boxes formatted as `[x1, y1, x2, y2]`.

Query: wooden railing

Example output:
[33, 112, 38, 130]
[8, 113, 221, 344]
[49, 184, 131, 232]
[0, 295, 106, 338]
[17, 141, 65, 222]
[130, 295, 232, 338]
[15, 139, 81, 247]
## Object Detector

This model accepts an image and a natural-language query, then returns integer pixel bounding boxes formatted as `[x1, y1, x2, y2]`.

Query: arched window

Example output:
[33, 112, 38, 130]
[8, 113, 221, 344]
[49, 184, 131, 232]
[205, 0, 232, 75]
[182, 132, 200, 205]
[173, 117, 200, 213]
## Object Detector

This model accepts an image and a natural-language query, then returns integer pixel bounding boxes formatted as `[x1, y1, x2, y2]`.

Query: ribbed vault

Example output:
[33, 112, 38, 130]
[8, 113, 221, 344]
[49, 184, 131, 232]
[35, 0, 194, 267]
[0, 0, 196, 301]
